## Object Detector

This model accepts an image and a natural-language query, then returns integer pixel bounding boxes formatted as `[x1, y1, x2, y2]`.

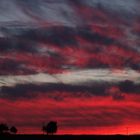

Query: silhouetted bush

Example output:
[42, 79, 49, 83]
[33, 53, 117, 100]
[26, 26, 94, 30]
[10, 126, 18, 134]
[0, 123, 9, 134]
[42, 121, 57, 135]
[0, 123, 18, 135]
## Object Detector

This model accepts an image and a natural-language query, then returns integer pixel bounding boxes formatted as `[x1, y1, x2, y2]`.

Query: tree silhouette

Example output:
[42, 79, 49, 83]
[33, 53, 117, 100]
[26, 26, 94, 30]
[42, 121, 57, 135]
[0, 123, 9, 134]
[10, 126, 18, 134]
[42, 124, 46, 135]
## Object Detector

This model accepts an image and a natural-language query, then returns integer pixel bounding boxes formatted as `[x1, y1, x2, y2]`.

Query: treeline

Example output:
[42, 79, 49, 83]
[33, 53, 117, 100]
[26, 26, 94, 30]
[0, 121, 57, 135]
[0, 123, 17, 135]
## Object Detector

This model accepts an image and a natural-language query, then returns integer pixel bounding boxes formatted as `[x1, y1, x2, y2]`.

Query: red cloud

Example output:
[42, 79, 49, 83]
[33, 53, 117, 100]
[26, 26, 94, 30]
[0, 93, 140, 134]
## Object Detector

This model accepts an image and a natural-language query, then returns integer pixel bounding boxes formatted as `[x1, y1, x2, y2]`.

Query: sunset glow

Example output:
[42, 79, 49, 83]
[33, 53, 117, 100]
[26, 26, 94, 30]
[0, 0, 140, 135]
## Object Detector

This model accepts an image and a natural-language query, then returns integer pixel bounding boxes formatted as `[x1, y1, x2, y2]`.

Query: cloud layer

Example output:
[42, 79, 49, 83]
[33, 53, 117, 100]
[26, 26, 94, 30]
[0, 0, 140, 134]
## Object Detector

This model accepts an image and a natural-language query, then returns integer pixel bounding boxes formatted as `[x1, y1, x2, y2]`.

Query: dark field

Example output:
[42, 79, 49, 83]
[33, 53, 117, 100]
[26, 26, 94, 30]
[0, 135, 140, 140]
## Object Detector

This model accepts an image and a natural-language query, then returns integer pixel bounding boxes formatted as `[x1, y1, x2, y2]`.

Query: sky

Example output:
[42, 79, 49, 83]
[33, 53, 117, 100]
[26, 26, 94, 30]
[0, 0, 140, 135]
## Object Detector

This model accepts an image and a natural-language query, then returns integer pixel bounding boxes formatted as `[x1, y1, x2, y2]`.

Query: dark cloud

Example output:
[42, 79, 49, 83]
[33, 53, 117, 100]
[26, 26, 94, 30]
[126, 62, 140, 71]
[3, 26, 115, 47]
[0, 59, 35, 75]
[0, 82, 110, 100]
[48, 26, 114, 45]
[78, 27, 115, 45]
[1, 25, 139, 71]
[1, 80, 139, 100]
[15, 26, 77, 47]
[0, 38, 37, 53]
[118, 80, 140, 93]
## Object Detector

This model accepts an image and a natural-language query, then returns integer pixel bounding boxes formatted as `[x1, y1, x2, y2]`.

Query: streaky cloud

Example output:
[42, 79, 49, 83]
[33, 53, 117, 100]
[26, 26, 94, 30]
[0, 69, 140, 88]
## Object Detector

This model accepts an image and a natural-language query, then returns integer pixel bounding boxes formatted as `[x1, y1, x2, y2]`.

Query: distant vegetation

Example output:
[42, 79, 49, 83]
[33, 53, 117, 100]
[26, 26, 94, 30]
[42, 121, 57, 135]
[0, 121, 58, 135]
[0, 121, 139, 140]
[0, 123, 17, 135]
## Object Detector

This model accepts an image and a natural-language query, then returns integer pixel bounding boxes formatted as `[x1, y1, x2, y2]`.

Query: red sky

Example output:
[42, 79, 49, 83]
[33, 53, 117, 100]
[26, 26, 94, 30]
[0, 0, 140, 135]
